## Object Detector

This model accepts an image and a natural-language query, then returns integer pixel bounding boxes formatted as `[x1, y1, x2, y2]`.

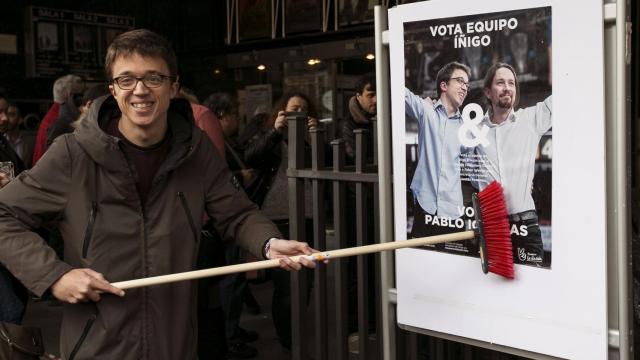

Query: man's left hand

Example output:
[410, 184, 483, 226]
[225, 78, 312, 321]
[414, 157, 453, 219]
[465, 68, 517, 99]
[268, 239, 318, 270]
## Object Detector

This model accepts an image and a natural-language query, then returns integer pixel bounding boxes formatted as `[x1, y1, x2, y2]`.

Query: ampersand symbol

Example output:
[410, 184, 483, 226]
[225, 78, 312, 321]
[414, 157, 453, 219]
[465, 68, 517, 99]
[458, 103, 490, 148]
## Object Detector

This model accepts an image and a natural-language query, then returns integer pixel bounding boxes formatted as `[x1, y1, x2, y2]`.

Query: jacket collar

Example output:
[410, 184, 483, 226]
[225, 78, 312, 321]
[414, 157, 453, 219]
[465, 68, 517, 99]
[434, 99, 462, 119]
[74, 95, 200, 173]
[482, 108, 516, 127]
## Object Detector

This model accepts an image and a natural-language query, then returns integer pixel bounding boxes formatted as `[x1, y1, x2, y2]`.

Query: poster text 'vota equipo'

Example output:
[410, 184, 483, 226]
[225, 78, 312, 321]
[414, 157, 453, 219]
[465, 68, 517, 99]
[428, 18, 519, 48]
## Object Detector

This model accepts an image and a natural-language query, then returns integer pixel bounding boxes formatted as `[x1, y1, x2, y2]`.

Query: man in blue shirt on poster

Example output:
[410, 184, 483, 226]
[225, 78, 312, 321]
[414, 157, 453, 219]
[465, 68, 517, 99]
[405, 61, 471, 242]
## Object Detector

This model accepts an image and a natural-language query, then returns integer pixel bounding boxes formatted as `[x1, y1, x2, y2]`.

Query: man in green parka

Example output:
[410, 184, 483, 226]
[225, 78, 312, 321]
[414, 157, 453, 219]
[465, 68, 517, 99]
[0, 29, 316, 360]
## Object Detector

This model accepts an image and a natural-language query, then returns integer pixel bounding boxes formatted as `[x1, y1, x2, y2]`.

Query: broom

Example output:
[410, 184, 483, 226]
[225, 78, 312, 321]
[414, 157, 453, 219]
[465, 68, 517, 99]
[112, 181, 514, 290]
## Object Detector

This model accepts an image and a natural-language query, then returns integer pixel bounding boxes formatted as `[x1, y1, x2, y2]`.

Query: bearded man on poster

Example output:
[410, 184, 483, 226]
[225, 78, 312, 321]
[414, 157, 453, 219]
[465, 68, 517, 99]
[476, 62, 552, 266]
[405, 61, 472, 241]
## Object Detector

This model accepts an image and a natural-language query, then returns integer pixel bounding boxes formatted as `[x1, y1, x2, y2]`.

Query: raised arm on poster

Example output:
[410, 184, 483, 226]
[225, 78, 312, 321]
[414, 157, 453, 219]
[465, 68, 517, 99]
[404, 62, 473, 243]
[474, 62, 552, 267]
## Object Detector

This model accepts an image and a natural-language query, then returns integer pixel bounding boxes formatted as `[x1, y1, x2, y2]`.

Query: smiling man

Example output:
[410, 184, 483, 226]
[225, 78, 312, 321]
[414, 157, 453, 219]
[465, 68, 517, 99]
[475, 62, 552, 266]
[405, 61, 472, 240]
[0, 29, 316, 360]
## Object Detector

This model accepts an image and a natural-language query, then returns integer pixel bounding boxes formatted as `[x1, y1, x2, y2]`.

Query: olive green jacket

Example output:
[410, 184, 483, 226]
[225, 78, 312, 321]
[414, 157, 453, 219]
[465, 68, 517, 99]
[0, 95, 280, 360]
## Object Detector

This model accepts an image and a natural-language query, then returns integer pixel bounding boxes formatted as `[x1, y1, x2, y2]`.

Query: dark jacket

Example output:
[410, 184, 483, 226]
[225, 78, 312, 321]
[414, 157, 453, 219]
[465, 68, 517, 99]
[45, 99, 81, 150]
[0, 136, 27, 325]
[0, 95, 281, 360]
[342, 96, 375, 163]
[16, 130, 36, 169]
[240, 117, 284, 207]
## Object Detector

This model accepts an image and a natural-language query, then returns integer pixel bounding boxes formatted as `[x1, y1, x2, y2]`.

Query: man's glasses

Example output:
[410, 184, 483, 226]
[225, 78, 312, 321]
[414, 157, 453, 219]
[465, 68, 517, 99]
[449, 77, 470, 89]
[112, 73, 176, 90]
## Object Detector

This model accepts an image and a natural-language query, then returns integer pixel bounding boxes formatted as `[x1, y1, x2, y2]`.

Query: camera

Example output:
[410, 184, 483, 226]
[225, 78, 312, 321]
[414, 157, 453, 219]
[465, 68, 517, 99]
[283, 111, 307, 120]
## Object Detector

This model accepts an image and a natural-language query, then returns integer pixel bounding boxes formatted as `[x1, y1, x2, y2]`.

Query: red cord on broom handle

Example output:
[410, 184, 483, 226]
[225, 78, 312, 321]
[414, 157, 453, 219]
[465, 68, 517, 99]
[111, 231, 476, 290]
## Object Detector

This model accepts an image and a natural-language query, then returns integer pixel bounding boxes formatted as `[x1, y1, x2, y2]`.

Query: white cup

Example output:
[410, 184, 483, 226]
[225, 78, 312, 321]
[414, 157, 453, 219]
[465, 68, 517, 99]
[0, 161, 15, 181]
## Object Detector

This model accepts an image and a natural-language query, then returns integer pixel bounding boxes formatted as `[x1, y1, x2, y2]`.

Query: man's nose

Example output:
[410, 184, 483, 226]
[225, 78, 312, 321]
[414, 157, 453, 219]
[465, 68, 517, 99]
[133, 80, 151, 94]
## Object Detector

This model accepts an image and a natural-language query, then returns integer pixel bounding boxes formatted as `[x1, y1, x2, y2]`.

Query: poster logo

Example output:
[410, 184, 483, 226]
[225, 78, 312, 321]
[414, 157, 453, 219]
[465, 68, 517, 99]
[458, 103, 490, 148]
[517, 247, 527, 262]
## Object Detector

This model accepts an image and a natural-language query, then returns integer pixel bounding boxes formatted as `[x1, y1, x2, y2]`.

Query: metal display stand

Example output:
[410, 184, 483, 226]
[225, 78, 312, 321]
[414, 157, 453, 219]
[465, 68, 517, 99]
[374, 1, 632, 359]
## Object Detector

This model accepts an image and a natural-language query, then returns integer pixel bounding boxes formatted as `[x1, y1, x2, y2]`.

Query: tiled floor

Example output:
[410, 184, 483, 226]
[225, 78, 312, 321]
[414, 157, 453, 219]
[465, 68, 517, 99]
[21, 280, 290, 359]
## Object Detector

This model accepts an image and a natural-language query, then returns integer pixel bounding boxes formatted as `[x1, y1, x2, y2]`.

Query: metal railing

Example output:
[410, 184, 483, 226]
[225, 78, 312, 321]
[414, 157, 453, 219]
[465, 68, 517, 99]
[286, 114, 380, 360]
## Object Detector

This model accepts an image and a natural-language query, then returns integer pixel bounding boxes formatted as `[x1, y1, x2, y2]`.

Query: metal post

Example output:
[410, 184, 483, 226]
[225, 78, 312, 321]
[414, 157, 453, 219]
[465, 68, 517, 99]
[605, 1, 632, 358]
[374, 5, 395, 360]
[331, 139, 349, 360]
[310, 128, 328, 360]
[615, 0, 631, 358]
[289, 113, 309, 360]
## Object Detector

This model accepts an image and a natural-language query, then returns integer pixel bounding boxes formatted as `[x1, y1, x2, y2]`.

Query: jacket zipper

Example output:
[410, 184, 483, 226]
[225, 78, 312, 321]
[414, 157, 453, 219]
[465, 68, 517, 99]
[81, 202, 97, 258]
[67, 314, 96, 360]
[178, 192, 198, 242]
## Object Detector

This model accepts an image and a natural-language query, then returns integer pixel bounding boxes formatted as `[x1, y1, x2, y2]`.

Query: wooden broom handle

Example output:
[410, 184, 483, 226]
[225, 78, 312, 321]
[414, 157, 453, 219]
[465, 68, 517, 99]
[112, 230, 475, 290]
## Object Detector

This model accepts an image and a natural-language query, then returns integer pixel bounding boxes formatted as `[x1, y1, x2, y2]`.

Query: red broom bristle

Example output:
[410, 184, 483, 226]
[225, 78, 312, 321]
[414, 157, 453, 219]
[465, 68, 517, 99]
[477, 181, 514, 279]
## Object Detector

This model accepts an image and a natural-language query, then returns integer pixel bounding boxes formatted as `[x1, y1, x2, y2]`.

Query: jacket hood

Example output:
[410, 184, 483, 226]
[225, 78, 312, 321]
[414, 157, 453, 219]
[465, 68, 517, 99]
[74, 94, 201, 173]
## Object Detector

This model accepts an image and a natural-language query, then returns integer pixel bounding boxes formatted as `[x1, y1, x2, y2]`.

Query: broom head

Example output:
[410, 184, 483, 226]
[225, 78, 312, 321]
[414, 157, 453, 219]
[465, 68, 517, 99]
[472, 181, 514, 279]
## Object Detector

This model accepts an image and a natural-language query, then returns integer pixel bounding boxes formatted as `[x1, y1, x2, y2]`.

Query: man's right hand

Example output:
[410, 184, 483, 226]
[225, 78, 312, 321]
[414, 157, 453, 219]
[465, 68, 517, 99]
[51, 268, 125, 303]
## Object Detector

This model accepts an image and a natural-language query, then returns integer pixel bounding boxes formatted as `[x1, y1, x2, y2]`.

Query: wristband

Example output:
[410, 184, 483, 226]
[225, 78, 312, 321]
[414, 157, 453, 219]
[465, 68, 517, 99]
[263, 238, 275, 259]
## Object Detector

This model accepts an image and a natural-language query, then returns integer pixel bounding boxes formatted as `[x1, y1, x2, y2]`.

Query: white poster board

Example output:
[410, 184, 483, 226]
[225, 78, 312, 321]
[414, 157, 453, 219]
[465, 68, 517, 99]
[389, 0, 606, 358]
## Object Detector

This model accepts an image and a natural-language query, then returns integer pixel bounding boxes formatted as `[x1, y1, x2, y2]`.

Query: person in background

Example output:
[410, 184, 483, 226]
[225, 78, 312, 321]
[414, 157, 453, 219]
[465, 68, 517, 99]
[178, 88, 231, 359]
[204, 92, 261, 359]
[342, 73, 376, 163]
[340, 74, 379, 333]
[243, 92, 317, 351]
[47, 83, 110, 146]
[32, 74, 84, 164]
[0, 96, 28, 326]
[180, 88, 225, 159]
[43, 78, 86, 151]
[0, 97, 36, 169]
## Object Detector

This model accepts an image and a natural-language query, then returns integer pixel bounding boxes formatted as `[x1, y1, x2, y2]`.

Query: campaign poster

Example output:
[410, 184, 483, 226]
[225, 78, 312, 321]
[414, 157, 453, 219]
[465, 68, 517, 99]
[403, 7, 552, 269]
[389, 0, 607, 358]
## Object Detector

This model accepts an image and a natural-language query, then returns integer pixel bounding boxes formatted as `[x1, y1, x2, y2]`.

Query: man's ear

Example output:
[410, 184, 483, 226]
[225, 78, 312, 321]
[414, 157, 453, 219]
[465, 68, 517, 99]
[483, 88, 490, 100]
[170, 76, 180, 98]
[108, 84, 116, 97]
[439, 80, 447, 94]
